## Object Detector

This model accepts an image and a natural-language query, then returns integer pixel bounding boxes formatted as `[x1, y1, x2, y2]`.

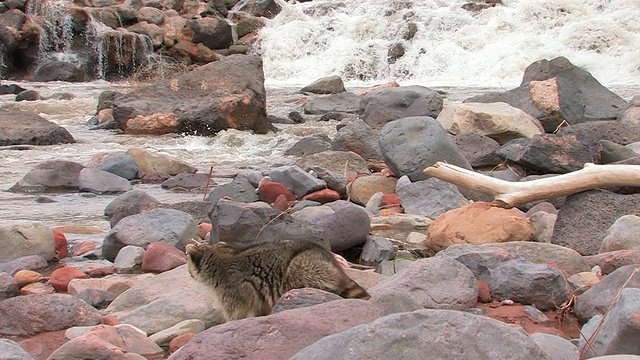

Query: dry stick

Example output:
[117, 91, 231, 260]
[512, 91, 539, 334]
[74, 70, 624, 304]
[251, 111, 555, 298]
[254, 207, 292, 243]
[202, 165, 214, 201]
[578, 268, 640, 359]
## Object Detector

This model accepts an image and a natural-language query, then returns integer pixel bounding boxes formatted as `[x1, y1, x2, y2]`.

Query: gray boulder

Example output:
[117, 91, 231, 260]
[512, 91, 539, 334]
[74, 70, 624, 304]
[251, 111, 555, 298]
[360, 85, 444, 129]
[600, 215, 640, 253]
[31, 60, 85, 82]
[0, 339, 35, 360]
[205, 175, 259, 204]
[530, 333, 578, 360]
[300, 75, 345, 94]
[97, 153, 141, 180]
[369, 287, 423, 315]
[369, 257, 478, 310]
[397, 176, 469, 219]
[0, 109, 75, 146]
[517, 133, 593, 174]
[9, 160, 84, 193]
[379, 116, 472, 181]
[303, 92, 361, 115]
[104, 189, 159, 227]
[359, 236, 395, 266]
[618, 95, 640, 124]
[295, 150, 370, 179]
[268, 165, 326, 199]
[330, 119, 382, 160]
[0, 255, 48, 275]
[78, 167, 132, 195]
[161, 173, 211, 191]
[454, 132, 502, 167]
[290, 309, 552, 360]
[316, 206, 370, 252]
[0, 272, 19, 301]
[0, 223, 56, 262]
[285, 134, 332, 157]
[102, 208, 199, 262]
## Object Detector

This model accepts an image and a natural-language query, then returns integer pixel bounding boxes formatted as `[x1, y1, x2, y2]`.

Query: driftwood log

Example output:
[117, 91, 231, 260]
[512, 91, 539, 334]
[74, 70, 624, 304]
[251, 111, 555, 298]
[423, 162, 640, 208]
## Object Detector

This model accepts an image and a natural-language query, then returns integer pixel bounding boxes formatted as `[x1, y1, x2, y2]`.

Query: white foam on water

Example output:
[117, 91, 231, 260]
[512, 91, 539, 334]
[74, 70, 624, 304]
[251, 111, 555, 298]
[257, 0, 640, 88]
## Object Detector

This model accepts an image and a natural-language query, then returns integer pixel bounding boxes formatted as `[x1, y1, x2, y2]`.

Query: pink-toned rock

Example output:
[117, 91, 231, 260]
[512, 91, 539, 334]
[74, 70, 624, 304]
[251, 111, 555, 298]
[168, 299, 385, 360]
[426, 202, 535, 252]
[271, 194, 290, 211]
[258, 180, 296, 203]
[477, 280, 491, 303]
[197, 222, 212, 239]
[381, 193, 401, 208]
[48, 324, 163, 360]
[85, 265, 117, 277]
[348, 175, 398, 205]
[302, 189, 340, 204]
[142, 171, 172, 184]
[72, 241, 98, 256]
[141, 242, 187, 273]
[125, 112, 179, 135]
[584, 249, 640, 275]
[16, 330, 66, 360]
[14, 269, 42, 288]
[20, 281, 56, 295]
[53, 230, 68, 259]
[102, 316, 120, 326]
[49, 267, 88, 292]
[67, 273, 155, 296]
[170, 333, 196, 353]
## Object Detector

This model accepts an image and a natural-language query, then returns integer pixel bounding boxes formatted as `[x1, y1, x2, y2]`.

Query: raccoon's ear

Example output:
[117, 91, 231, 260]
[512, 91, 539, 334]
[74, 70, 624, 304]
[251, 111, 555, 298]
[185, 244, 204, 268]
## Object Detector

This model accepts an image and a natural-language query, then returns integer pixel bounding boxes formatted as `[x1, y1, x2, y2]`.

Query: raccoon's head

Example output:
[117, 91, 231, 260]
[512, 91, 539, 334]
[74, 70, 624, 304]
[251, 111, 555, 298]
[185, 243, 206, 281]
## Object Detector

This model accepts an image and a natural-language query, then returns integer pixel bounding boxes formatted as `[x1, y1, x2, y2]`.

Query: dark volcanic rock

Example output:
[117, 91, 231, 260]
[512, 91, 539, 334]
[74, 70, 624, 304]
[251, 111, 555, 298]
[300, 75, 345, 94]
[518, 133, 594, 173]
[0, 110, 75, 146]
[31, 61, 85, 82]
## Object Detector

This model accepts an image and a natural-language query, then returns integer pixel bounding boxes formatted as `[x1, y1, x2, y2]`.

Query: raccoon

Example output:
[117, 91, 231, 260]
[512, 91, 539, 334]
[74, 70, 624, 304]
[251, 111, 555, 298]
[185, 239, 370, 321]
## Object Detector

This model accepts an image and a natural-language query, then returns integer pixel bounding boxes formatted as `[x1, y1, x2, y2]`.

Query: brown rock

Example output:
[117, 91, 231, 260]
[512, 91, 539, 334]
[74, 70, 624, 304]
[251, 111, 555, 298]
[381, 193, 401, 208]
[258, 180, 296, 203]
[302, 189, 340, 204]
[125, 112, 179, 135]
[170, 332, 196, 353]
[348, 175, 398, 205]
[142, 171, 172, 184]
[477, 280, 491, 303]
[271, 194, 290, 211]
[141, 242, 187, 273]
[49, 267, 88, 292]
[53, 230, 68, 259]
[197, 222, 212, 239]
[102, 316, 120, 326]
[584, 250, 640, 275]
[14, 269, 42, 288]
[20, 281, 56, 295]
[426, 202, 535, 252]
[72, 241, 99, 256]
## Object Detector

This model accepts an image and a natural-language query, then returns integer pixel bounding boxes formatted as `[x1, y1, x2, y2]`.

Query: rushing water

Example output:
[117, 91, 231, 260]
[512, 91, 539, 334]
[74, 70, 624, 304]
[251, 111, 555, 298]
[1, 0, 639, 240]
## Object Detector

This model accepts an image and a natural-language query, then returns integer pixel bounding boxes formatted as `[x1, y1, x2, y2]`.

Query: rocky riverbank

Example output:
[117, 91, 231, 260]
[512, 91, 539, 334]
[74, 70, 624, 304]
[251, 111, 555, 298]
[1, 55, 640, 359]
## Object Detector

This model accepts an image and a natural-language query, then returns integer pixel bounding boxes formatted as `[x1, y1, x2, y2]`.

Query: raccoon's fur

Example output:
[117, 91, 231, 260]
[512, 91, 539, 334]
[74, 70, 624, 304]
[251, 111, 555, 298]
[185, 239, 370, 321]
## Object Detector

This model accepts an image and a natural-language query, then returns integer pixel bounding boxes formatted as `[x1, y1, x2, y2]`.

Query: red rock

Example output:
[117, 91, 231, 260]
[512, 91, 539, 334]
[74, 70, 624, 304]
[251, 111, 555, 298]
[16, 330, 66, 360]
[20, 282, 56, 295]
[14, 269, 43, 288]
[102, 316, 120, 326]
[381, 193, 401, 208]
[141, 242, 187, 273]
[49, 267, 88, 292]
[258, 181, 296, 204]
[53, 230, 68, 259]
[302, 189, 340, 204]
[271, 194, 290, 211]
[72, 241, 98, 256]
[477, 280, 491, 303]
[170, 332, 196, 353]
[198, 222, 212, 239]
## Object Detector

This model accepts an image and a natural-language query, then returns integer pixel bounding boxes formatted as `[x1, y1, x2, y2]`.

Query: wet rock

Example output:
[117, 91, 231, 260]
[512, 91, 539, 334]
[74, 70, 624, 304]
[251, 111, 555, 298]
[551, 190, 640, 256]
[359, 236, 395, 266]
[360, 85, 444, 129]
[295, 150, 370, 179]
[113, 245, 146, 273]
[104, 265, 225, 335]
[126, 147, 196, 176]
[271, 288, 342, 314]
[161, 172, 212, 191]
[437, 102, 542, 144]
[397, 176, 469, 220]
[585, 250, 640, 275]
[599, 215, 640, 253]
[95, 90, 121, 113]
[149, 319, 205, 347]
[530, 333, 579, 360]
[370, 257, 478, 310]
[0, 339, 34, 360]
[579, 288, 640, 357]
[49, 324, 163, 360]
[348, 175, 397, 206]
[300, 75, 345, 94]
[78, 167, 132, 195]
[104, 189, 159, 227]
[102, 208, 198, 262]
[574, 265, 640, 323]
[89, 153, 140, 180]
[436, 241, 590, 276]
[268, 165, 326, 199]
[0, 272, 19, 300]
[426, 202, 535, 252]
[142, 171, 171, 183]
[0, 294, 102, 336]
[67, 273, 155, 296]
[141, 242, 187, 273]
[75, 289, 117, 309]
[205, 174, 259, 204]
[9, 160, 84, 193]
[53, 229, 68, 260]
[379, 116, 472, 181]
[618, 95, 640, 124]
[0, 255, 48, 275]
[454, 132, 503, 167]
[0, 110, 75, 146]
[31, 60, 85, 82]
[0, 223, 56, 262]
[49, 267, 88, 292]
[15, 90, 41, 101]
[330, 118, 382, 160]
[167, 299, 385, 360]
[290, 309, 552, 360]
[234, 0, 282, 18]
[303, 92, 361, 115]
[285, 134, 332, 157]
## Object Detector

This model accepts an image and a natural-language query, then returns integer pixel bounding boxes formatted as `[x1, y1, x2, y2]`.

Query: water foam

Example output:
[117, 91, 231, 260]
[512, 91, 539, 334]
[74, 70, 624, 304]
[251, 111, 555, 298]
[256, 0, 640, 87]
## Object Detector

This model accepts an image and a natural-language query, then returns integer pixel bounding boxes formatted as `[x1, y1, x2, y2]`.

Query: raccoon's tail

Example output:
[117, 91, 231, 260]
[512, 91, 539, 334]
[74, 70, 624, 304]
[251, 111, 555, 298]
[340, 281, 371, 300]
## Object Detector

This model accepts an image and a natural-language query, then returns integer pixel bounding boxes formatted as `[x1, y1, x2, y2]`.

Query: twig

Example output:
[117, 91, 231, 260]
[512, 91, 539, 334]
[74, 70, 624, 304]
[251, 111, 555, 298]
[254, 205, 293, 243]
[202, 165, 214, 201]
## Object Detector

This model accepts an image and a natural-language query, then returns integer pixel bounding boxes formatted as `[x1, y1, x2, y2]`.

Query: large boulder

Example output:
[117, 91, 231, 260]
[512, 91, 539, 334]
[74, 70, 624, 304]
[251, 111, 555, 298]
[78, 168, 132, 195]
[300, 75, 345, 94]
[187, 17, 232, 50]
[302, 92, 361, 115]
[125, 147, 196, 176]
[0, 223, 56, 262]
[0, 110, 75, 146]
[360, 86, 443, 129]
[0, 339, 34, 360]
[330, 119, 382, 160]
[290, 309, 552, 360]
[465, 57, 627, 132]
[379, 116, 472, 181]
[599, 215, 640, 253]
[31, 61, 85, 82]
[397, 176, 469, 220]
[9, 160, 84, 193]
[102, 208, 199, 262]
[112, 55, 274, 135]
